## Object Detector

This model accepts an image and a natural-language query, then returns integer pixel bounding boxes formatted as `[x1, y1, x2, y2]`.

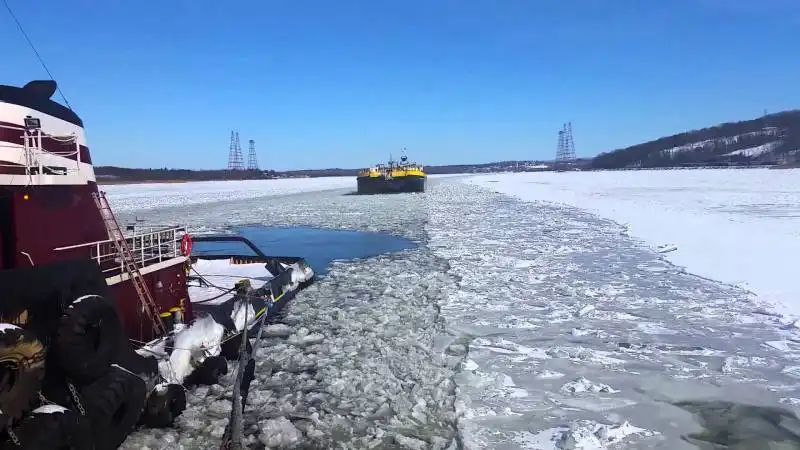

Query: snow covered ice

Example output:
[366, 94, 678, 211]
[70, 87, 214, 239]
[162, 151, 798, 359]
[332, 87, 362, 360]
[466, 169, 800, 322]
[114, 172, 800, 449]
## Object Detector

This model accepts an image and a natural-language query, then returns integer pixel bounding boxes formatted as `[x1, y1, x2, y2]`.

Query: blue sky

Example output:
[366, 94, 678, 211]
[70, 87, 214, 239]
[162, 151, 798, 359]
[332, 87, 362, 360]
[2, 0, 799, 170]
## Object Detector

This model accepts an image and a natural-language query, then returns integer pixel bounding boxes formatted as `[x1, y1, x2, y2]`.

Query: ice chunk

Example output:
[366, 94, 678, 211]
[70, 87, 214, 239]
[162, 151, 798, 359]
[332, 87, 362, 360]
[520, 420, 652, 449]
[166, 315, 225, 383]
[264, 324, 293, 338]
[230, 300, 256, 332]
[560, 377, 620, 394]
[258, 417, 303, 448]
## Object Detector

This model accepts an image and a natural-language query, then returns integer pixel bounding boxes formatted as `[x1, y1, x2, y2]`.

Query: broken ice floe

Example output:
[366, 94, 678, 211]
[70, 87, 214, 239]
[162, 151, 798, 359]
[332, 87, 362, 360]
[120, 177, 800, 449]
[560, 377, 620, 394]
[655, 243, 678, 254]
[517, 420, 654, 449]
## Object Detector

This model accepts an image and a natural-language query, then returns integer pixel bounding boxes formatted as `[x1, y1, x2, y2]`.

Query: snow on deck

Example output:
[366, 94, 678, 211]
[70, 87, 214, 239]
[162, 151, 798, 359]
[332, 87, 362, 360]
[466, 169, 800, 321]
[188, 259, 274, 305]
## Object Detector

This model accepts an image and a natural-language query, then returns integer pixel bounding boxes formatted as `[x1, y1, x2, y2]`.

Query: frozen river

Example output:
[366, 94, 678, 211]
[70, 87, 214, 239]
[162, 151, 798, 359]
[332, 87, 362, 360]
[115, 173, 800, 449]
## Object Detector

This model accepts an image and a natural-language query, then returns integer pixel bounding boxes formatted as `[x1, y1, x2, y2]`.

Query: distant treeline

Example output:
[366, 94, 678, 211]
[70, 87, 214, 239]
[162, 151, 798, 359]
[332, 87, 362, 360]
[94, 161, 554, 182]
[95, 167, 281, 182]
[591, 110, 800, 169]
[95, 109, 800, 181]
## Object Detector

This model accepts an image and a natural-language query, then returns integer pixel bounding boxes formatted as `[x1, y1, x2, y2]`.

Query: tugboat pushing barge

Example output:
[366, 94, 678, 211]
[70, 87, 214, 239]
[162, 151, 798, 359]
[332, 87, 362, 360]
[356, 151, 426, 194]
[0, 79, 314, 448]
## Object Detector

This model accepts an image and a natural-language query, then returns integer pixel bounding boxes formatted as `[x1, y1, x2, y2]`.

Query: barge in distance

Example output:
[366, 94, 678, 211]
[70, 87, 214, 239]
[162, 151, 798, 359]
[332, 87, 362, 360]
[356, 152, 426, 194]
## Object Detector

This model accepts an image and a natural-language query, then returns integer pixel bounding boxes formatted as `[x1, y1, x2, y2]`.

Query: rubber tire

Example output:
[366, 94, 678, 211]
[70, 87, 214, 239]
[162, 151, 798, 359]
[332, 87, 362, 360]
[80, 366, 147, 450]
[54, 295, 125, 382]
[115, 347, 159, 385]
[0, 324, 46, 424]
[1, 406, 92, 450]
[183, 355, 228, 387]
[139, 384, 186, 428]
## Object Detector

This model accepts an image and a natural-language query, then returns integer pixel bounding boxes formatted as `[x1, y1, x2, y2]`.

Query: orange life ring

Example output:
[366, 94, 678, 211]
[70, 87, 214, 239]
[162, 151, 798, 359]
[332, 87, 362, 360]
[180, 233, 193, 256]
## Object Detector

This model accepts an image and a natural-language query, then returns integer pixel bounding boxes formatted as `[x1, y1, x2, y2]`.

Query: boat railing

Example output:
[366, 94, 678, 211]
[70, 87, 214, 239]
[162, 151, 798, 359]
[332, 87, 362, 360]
[0, 123, 83, 174]
[54, 226, 187, 276]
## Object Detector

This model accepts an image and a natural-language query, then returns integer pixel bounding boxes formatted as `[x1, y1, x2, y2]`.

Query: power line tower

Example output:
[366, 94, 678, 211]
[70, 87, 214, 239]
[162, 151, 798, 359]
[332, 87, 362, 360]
[247, 139, 259, 170]
[227, 130, 244, 171]
[227, 131, 235, 170]
[565, 122, 576, 160]
[555, 128, 566, 170]
[554, 122, 576, 171]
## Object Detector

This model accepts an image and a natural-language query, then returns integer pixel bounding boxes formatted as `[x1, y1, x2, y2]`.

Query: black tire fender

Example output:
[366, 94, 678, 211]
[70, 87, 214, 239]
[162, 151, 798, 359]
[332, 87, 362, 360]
[1, 404, 92, 450]
[0, 324, 46, 424]
[54, 295, 125, 382]
[183, 355, 228, 387]
[80, 366, 147, 450]
[139, 383, 186, 428]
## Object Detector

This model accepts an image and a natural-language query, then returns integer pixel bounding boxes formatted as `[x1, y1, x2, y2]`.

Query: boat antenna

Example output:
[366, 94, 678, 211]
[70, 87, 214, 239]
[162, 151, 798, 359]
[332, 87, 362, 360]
[3, 0, 72, 109]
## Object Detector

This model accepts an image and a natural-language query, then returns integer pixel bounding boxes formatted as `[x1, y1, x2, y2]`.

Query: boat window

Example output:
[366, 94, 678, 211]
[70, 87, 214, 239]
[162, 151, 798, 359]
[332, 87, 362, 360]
[28, 166, 68, 176]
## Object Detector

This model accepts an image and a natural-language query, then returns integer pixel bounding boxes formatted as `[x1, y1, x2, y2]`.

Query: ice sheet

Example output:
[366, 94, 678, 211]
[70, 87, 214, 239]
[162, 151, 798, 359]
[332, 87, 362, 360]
[465, 169, 800, 321]
[103, 177, 355, 212]
[103, 175, 459, 213]
[427, 180, 800, 449]
[119, 175, 800, 449]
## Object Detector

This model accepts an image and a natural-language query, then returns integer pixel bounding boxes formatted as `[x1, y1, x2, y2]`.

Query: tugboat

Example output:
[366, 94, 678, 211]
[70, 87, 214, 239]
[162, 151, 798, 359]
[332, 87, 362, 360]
[0, 79, 314, 448]
[356, 150, 426, 194]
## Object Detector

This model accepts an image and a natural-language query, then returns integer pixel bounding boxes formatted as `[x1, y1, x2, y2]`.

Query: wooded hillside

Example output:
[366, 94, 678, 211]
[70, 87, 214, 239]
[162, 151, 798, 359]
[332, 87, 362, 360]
[592, 110, 800, 169]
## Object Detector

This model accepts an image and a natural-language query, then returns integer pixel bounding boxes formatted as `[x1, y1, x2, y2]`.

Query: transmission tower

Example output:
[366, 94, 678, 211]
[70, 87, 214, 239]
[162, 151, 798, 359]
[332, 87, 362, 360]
[227, 131, 235, 170]
[565, 122, 576, 160]
[555, 129, 566, 168]
[554, 122, 576, 171]
[247, 139, 259, 170]
[227, 130, 245, 171]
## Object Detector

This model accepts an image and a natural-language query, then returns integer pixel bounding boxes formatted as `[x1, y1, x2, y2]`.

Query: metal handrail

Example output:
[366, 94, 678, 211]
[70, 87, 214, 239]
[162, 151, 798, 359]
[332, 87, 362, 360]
[55, 226, 187, 275]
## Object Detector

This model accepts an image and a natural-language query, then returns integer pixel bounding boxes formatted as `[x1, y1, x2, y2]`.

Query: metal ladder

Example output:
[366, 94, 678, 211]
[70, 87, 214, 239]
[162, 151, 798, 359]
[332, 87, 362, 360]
[92, 191, 167, 337]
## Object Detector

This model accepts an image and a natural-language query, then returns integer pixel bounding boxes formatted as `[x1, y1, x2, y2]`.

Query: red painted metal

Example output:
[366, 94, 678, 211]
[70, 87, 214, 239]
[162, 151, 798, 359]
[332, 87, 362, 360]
[93, 191, 167, 337]
[0, 86, 193, 343]
[109, 263, 190, 343]
[10, 184, 108, 267]
[0, 121, 91, 163]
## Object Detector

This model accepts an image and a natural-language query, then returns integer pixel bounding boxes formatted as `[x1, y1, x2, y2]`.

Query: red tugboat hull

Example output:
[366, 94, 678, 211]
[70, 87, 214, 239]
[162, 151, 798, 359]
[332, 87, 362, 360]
[0, 79, 315, 447]
[108, 262, 191, 342]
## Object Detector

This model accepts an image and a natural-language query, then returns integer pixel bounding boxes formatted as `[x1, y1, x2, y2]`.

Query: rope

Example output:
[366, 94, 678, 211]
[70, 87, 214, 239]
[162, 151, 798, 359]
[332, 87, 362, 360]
[130, 262, 298, 415]
[130, 269, 280, 353]
[2, 0, 72, 109]
[227, 295, 251, 449]
[134, 273, 279, 421]
[187, 265, 277, 305]
[187, 286, 236, 305]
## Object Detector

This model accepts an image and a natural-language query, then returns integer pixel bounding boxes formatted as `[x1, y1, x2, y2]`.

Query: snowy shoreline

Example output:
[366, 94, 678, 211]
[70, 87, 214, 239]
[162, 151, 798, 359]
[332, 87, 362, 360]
[465, 169, 800, 323]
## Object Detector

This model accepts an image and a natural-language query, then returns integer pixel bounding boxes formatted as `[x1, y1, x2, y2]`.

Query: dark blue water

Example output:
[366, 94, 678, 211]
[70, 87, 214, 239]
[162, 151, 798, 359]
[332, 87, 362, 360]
[192, 226, 417, 276]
